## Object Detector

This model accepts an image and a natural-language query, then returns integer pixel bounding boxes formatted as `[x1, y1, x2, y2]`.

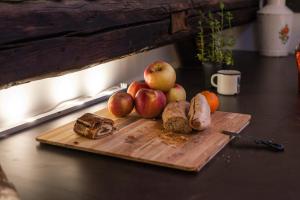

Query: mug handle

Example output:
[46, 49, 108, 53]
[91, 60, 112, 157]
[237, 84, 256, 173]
[211, 74, 218, 88]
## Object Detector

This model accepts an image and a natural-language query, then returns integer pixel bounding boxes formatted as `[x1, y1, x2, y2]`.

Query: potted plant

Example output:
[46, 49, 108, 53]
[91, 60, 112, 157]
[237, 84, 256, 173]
[196, 2, 235, 87]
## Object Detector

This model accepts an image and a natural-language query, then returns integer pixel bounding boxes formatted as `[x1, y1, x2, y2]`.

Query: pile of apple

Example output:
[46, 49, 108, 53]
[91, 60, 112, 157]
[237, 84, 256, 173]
[108, 60, 186, 118]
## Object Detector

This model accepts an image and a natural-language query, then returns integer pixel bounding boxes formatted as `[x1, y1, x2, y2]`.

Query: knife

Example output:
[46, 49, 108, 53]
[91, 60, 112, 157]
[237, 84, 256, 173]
[222, 130, 285, 152]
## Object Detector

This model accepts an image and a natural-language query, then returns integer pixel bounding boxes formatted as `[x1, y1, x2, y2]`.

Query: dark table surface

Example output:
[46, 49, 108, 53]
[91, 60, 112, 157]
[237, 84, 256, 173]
[1, 51, 300, 200]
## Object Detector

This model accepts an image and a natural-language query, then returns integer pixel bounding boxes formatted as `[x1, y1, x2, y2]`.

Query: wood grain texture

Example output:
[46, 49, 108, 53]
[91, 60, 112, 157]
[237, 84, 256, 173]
[36, 109, 251, 172]
[0, 0, 259, 89]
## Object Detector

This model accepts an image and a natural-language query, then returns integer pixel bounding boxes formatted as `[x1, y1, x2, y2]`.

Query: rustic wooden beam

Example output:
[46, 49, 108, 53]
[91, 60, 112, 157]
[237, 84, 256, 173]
[0, 0, 259, 89]
[0, 0, 193, 46]
[0, 165, 19, 200]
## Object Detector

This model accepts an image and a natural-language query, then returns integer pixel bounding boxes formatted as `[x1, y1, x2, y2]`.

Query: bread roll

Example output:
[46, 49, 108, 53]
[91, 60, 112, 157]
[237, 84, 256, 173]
[188, 94, 211, 131]
[162, 101, 192, 134]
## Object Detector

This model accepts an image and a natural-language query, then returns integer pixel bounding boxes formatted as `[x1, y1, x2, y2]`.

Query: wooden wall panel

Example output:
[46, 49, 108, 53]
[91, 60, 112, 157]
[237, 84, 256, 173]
[0, 0, 259, 89]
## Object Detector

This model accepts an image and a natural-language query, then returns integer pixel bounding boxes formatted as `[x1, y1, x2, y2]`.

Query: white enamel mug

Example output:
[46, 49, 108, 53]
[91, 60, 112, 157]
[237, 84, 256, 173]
[211, 70, 241, 95]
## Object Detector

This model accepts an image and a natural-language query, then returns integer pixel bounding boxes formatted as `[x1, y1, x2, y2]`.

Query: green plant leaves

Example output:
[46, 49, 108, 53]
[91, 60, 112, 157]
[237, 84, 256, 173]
[220, 1, 225, 10]
[196, 1, 235, 66]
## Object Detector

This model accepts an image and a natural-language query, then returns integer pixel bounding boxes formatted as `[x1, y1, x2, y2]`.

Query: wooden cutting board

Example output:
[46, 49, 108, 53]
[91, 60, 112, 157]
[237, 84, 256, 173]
[36, 109, 251, 172]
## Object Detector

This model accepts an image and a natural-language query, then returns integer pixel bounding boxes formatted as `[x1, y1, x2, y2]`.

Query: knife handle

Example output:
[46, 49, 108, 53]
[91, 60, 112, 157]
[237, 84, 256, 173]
[254, 139, 285, 152]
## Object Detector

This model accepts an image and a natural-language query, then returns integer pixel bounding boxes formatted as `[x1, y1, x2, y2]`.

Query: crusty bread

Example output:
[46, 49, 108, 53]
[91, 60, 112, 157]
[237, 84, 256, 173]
[188, 94, 211, 131]
[73, 113, 115, 139]
[162, 101, 192, 134]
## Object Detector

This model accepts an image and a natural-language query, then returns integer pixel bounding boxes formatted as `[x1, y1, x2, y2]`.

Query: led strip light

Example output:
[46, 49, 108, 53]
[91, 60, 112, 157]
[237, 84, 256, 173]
[0, 83, 127, 138]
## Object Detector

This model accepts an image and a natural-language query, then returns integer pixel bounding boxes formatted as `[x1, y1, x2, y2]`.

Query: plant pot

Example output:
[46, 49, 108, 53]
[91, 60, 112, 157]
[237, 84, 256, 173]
[202, 62, 223, 89]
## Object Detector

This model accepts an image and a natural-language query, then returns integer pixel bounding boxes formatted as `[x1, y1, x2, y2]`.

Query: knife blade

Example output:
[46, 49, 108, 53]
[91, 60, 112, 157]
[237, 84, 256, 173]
[222, 130, 284, 152]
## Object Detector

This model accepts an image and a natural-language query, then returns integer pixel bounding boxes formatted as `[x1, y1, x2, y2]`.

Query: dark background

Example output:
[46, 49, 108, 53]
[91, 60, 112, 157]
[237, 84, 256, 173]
[287, 0, 300, 12]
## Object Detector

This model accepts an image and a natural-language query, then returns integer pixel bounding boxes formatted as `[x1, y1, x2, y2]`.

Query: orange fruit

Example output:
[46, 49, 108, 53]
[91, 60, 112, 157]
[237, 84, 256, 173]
[201, 91, 219, 113]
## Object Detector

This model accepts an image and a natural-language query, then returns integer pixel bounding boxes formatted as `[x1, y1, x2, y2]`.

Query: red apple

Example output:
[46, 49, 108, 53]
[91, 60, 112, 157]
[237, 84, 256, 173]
[166, 84, 187, 103]
[127, 81, 149, 99]
[108, 92, 134, 117]
[144, 60, 176, 92]
[135, 88, 167, 118]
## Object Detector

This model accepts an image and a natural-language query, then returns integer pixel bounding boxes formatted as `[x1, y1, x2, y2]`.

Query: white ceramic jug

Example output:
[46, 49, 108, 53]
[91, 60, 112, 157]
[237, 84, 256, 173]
[257, 0, 293, 56]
